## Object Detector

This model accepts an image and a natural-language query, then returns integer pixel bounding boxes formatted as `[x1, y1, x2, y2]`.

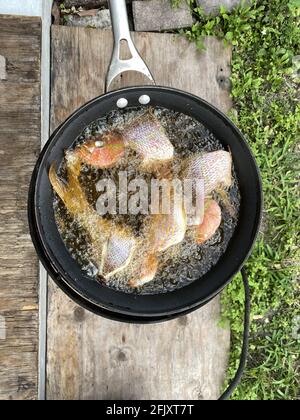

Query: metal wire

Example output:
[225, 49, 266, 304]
[219, 268, 251, 400]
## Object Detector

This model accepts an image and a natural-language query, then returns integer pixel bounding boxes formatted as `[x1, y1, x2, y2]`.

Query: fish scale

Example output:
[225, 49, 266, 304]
[185, 151, 232, 197]
[100, 229, 137, 278]
[122, 112, 174, 164]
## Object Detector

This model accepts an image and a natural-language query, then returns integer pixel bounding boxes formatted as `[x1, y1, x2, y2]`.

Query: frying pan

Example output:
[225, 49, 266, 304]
[28, 0, 262, 399]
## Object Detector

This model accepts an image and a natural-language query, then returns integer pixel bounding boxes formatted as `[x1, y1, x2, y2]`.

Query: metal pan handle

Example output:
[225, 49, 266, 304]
[106, 0, 155, 92]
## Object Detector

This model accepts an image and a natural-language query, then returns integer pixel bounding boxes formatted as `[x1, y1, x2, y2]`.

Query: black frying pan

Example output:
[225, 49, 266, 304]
[28, 0, 262, 398]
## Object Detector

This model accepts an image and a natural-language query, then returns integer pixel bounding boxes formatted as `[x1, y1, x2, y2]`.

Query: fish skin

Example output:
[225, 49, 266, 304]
[185, 151, 232, 197]
[122, 112, 174, 164]
[146, 192, 187, 253]
[100, 228, 137, 278]
[129, 254, 159, 288]
[196, 200, 222, 244]
[76, 131, 125, 168]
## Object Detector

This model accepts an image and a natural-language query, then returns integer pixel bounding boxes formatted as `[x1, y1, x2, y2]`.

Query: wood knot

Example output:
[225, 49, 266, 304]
[216, 64, 231, 91]
[178, 315, 189, 327]
[117, 350, 127, 362]
[73, 306, 85, 322]
[109, 346, 133, 367]
[191, 382, 212, 400]
[17, 376, 34, 392]
[217, 75, 231, 91]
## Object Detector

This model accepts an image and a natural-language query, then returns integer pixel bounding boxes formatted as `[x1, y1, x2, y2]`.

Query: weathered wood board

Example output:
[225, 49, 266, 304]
[0, 15, 41, 400]
[47, 26, 232, 400]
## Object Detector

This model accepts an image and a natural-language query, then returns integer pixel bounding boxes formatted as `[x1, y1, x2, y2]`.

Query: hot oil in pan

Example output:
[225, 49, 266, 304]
[54, 107, 241, 295]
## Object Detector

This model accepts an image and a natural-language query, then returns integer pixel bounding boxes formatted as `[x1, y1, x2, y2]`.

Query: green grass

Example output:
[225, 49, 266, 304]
[172, 0, 300, 400]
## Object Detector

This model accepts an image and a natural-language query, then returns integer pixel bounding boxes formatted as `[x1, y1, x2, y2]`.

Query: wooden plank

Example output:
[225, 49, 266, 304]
[0, 17, 40, 84]
[47, 26, 231, 400]
[0, 15, 41, 401]
[50, 28, 232, 129]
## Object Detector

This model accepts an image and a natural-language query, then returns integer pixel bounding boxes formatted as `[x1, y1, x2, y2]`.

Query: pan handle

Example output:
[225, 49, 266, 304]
[106, 0, 155, 92]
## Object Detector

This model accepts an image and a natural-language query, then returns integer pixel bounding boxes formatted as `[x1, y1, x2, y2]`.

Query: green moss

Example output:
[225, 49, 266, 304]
[173, 0, 300, 400]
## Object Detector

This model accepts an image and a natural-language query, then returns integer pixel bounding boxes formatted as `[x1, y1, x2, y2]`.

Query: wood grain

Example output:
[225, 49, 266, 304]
[47, 26, 231, 400]
[0, 15, 41, 400]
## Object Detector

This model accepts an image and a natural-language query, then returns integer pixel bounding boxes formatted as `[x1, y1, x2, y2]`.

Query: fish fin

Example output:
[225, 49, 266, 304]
[49, 163, 67, 204]
[215, 188, 236, 218]
[66, 152, 82, 179]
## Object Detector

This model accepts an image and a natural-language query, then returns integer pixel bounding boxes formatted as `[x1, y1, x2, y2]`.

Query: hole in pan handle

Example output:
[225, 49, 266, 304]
[219, 268, 250, 400]
[106, 0, 155, 92]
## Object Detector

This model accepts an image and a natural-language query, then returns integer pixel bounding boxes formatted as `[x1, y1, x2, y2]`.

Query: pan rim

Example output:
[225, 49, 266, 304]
[29, 85, 263, 320]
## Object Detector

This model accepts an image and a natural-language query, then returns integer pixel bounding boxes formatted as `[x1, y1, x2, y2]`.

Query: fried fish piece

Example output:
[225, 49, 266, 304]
[184, 151, 232, 197]
[128, 254, 159, 288]
[146, 192, 187, 253]
[100, 227, 137, 278]
[75, 131, 125, 169]
[196, 200, 222, 244]
[122, 112, 174, 165]
[49, 153, 136, 278]
[128, 186, 187, 288]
